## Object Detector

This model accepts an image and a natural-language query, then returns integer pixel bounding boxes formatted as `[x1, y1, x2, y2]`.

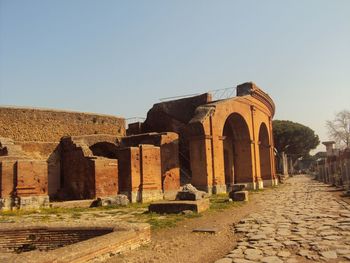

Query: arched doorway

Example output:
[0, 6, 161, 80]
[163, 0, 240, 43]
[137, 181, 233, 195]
[223, 113, 253, 187]
[258, 123, 272, 181]
[90, 142, 118, 159]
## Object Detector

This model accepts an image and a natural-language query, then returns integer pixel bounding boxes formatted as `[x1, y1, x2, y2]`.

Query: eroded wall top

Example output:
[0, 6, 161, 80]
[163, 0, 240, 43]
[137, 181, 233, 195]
[0, 107, 125, 142]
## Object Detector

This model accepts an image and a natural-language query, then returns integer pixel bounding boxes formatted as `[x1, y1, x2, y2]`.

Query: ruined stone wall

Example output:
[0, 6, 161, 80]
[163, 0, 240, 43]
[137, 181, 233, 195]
[16, 160, 48, 197]
[59, 137, 119, 200]
[16, 142, 61, 197]
[60, 141, 95, 200]
[0, 107, 125, 142]
[117, 145, 162, 203]
[121, 132, 180, 199]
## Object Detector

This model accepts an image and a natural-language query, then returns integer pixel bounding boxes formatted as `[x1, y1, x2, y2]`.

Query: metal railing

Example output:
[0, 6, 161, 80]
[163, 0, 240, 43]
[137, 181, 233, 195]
[159, 86, 236, 102]
[125, 117, 146, 125]
[209, 87, 236, 101]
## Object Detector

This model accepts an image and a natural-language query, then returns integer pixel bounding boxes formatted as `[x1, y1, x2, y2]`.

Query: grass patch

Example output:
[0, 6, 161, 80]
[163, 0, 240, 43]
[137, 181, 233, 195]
[91, 213, 106, 218]
[0, 217, 15, 223]
[249, 189, 264, 193]
[209, 194, 243, 211]
[70, 213, 81, 219]
[133, 210, 203, 230]
[103, 210, 129, 216]
[145, 213, 182, 229]
[0, 209, 38, 217]
[0, 204, 143, 218]
[40, 215, 51, 222]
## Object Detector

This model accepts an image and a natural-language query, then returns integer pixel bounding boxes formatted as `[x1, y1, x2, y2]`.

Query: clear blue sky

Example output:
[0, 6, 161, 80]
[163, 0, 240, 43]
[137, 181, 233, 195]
[1, 0, 349, 152]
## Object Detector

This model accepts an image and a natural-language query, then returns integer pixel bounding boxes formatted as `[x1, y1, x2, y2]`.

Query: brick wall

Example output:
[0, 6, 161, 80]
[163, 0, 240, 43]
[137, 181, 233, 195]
[60, 137, 119, 200]
[94, 159, 118, 197]
[0, 227, 113, 252]
[121, 132, 180, 198]
[16, 160, 48, 197]
[60, 145, 95, 200]
[0, 107, 125, 142]
[0, 159, 48, 198]
[0, 159, 16, 198]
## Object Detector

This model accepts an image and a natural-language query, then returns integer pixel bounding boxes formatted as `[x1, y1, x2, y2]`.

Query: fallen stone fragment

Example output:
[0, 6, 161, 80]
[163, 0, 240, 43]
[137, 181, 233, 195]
[91, 194, 129, 207]
[336, 249, 350, 255]
[230, 191, 249, 202]
[285, 257, 299, 263]
[232, 259, 256, 263]
[248, 234, 267, 241]
[214, 258, 233, 263]
[277, 250, 291, 258]
[226, 252, 244, 259]
[263, 249, 277, 256]
[319, 230, 339, 237]
[260, 256, 283, 263]
[244, 248, 263, 260]
[283, 240, 299, 248]
[322, 235, 341, 240]
[319, 250, 337, 259]
[192, 228, 218, 234]
[176, 184, 208, 200]
[231, 184, 248, 192]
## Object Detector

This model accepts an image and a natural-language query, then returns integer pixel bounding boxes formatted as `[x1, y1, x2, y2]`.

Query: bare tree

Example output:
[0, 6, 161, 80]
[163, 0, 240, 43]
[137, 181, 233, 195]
[326, 110, 350, 148]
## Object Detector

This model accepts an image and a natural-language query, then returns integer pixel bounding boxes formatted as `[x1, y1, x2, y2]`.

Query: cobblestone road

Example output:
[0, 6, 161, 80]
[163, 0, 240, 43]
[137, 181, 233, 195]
[215, 175, 350, 263]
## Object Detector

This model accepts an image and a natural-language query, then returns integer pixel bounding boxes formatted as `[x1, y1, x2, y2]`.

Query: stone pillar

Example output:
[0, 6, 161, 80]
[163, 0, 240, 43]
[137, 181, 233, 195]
[211, 135, 226, 194]
[117, 145, 163, 203]
[118, 147, 141, 203]
[250, 106, 263, 190]
[139, 145, 163, 203]
[269, 118, 278, 186]
[189, 135, 213, 194]
[0, 160, 16, 210]
[15, 160, 49, 210]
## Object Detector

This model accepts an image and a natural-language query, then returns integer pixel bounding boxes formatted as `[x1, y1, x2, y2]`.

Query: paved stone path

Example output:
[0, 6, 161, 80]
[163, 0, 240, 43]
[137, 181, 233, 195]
[215, 175, 350, 263]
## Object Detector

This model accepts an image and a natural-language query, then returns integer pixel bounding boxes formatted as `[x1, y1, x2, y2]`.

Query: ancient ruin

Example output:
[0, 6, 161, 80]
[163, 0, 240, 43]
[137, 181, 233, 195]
[0, 82, 277, 210]
[316, 141, 350, 188]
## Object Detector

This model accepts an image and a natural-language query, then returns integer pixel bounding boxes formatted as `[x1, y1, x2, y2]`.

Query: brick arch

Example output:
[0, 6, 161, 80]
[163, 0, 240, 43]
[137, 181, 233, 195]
[258, 122, 272, 181]
[186, 83, 277, 193]
[222, 113, 253, 185]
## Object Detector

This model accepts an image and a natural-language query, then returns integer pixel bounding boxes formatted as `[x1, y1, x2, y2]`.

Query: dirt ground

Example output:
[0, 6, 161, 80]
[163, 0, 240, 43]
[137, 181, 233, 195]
[102, 188, 281, 263]
[0, 186, 276, 263]
[103, 177, 350, 263]
[2, 176, 346, 263]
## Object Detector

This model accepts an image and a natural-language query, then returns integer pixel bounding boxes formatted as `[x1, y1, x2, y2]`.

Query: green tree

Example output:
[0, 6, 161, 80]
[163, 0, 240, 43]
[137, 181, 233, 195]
[273, 120, 320, 160]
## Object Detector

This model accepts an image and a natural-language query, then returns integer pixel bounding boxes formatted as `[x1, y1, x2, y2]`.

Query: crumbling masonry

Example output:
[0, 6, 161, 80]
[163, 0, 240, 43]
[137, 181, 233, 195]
[0, 82, 277, 210]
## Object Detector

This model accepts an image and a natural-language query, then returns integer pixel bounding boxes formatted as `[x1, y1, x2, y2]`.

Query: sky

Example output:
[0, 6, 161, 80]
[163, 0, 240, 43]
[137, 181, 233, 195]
[1, 0, 349, 153]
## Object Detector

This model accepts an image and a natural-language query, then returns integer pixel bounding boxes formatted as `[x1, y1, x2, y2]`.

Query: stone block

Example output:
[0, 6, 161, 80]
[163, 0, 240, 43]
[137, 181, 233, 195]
[231, 184, 247, 192]
[140, 189, 164, 203]
[148, 198, 210, 214]
[176, 191, 206, 201]
[176, 184, 208, 201]
[91, 194, 129, 207]
[17, 195, 50, 210]
[0, 197, 13, 210]
[230, 191, 249, 202]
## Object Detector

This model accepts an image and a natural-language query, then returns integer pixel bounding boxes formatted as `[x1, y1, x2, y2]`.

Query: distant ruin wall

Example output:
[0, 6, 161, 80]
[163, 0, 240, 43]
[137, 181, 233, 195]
[0, 107, 125, 142]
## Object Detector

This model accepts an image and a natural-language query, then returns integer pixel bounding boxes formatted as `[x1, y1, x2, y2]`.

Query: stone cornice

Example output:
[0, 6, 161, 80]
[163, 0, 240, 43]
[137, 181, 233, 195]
[237, 82, 276, 117]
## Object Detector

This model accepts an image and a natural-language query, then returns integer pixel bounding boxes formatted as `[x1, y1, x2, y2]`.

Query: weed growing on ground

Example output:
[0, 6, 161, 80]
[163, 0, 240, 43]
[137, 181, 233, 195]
[209, 194, 243, 211]
[70, 212, 81, 219]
